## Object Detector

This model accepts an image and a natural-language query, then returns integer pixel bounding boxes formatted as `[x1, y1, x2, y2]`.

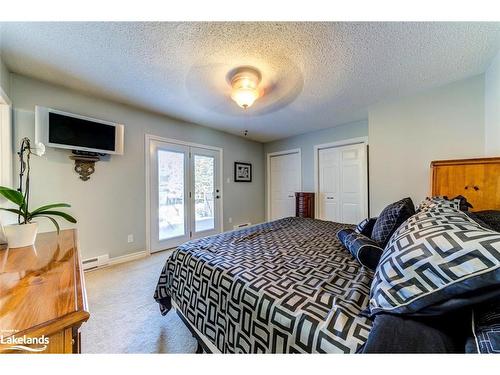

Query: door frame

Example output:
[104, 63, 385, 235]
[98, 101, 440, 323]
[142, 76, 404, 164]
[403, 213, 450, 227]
[0, 87, 13, 227]
[0, 86, 12, 189]
[313, 137, 369, 221]
[266, 148, 302, 221]
[145, 134, 224, 254]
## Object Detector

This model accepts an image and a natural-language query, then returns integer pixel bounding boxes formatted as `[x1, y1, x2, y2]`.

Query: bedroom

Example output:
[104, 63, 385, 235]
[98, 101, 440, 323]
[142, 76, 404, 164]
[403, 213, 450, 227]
[0, 0, 499, 372]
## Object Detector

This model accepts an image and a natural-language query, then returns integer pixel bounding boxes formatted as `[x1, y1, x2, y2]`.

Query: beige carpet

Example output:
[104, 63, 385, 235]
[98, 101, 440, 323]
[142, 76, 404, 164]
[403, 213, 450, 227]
[81, 251, 198, 353]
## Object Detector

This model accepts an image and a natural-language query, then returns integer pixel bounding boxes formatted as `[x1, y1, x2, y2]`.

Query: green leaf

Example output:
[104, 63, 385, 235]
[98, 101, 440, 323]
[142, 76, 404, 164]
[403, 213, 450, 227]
[0, 207, 24, 216]
[0, 186, 25, 207]
[31, 210, 77, 223]
[39, 216, 60, 233]
[31, 203, 71, 215]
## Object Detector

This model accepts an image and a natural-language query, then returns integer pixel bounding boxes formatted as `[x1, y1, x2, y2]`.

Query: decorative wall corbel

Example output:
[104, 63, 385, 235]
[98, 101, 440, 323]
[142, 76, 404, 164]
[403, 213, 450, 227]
[69, 154, 100, 181]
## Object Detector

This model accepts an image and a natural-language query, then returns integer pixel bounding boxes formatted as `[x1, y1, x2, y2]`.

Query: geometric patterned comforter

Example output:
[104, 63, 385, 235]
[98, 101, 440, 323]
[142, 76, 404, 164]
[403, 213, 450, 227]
[154, 217, 374, 353]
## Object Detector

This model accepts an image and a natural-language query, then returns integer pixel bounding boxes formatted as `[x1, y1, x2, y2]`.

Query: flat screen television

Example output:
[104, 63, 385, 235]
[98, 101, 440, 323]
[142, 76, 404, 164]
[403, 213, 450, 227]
[35, 106, 124, 155]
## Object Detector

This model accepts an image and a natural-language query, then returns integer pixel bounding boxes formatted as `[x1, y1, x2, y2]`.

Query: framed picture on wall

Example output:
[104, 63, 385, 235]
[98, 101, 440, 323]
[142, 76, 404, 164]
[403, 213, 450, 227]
[234, 162, 252, 182]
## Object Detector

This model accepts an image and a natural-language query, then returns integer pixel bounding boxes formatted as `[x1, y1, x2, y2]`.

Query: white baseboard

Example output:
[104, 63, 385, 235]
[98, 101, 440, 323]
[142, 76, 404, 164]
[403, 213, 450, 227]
[108, 250, 149, 266]
[84, 250, 149, 272]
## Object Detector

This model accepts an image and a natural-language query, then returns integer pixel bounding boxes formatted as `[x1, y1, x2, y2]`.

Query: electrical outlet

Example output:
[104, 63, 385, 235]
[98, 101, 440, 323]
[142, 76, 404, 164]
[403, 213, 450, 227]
[228, 217, 232, 223]
[127, 234, 134, 243]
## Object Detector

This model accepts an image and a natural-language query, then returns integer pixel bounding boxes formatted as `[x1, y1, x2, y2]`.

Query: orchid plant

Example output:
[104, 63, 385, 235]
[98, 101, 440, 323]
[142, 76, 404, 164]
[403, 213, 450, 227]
[0, 137, 76, 232]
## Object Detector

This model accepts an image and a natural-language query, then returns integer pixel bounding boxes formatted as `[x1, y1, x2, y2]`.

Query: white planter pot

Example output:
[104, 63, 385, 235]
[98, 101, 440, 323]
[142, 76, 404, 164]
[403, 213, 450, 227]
[4, 222, 38, 248]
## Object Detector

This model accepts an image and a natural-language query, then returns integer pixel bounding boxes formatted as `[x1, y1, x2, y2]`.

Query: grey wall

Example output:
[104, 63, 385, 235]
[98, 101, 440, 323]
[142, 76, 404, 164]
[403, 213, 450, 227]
[485, 51, 500, 156]
[264, 120, 368, 189]
[11, 74, 265, 259]
[369, 74, 486, 215]
[6, 64, 494, 260]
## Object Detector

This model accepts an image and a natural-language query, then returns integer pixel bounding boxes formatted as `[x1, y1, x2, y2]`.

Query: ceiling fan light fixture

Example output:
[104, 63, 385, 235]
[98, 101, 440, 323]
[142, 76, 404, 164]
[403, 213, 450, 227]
[229, 67, 262, 109]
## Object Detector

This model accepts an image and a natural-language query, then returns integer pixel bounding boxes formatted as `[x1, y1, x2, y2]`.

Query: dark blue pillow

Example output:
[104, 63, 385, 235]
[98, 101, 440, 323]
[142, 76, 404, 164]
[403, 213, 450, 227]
[337, 229, 383, 271]
[355, 217, 377, 237]
[471, 210, 500, 232]
[371, 197, 415, 247]
[362, 312, 470, 353]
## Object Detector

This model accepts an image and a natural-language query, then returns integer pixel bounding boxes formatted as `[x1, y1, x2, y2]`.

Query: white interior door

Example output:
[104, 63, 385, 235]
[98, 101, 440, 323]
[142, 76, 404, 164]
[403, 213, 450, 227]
[149, 139, 222, 252]
[318, 143, 367, 224]
[269, 151, 301, 220]
[318, 147, 341, 221]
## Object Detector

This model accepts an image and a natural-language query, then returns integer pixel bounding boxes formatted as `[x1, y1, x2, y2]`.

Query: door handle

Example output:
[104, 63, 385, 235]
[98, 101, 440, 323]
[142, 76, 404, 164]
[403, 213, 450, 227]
[288, 195, 294, 198]
[326, 197, 335, 200]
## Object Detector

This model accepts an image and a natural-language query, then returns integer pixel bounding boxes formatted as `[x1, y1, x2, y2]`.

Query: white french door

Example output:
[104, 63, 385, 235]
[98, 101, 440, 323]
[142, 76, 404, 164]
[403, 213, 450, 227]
[189, 147, 221, 240]
[317, 142, 368, 224]
[149, 138, 222, 252]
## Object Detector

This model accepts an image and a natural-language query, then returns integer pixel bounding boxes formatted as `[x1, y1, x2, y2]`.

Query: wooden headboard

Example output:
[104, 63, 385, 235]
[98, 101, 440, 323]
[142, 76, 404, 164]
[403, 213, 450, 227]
[430, 157, 500, 211]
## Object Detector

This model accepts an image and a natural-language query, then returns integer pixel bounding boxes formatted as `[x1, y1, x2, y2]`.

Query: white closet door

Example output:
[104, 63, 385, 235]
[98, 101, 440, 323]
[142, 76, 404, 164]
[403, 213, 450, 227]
[318, 147, 341, 221]
[339, 145, 367, 223]
[270, 152, 301, 220]
[318, 143, 367, 224]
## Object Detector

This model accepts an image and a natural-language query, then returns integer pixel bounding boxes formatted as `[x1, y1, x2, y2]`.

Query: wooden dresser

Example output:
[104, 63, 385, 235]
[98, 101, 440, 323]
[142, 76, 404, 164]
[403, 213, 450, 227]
[0, 229, 89, 354]
[431, 157, 500, 211]
[295, 192, 315, 218]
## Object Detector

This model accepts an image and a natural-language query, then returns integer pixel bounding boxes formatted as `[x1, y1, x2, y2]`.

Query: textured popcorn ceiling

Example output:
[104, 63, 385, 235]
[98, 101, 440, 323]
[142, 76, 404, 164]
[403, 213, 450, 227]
[1, 22, 500, 142]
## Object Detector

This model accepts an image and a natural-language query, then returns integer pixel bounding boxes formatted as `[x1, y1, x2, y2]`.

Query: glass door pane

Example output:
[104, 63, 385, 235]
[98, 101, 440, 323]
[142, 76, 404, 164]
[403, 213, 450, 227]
[150, 139, 189, 252]
[190, 147, 220, 239]
[158, 149, 186, 240]
[194, 154, 215, 232]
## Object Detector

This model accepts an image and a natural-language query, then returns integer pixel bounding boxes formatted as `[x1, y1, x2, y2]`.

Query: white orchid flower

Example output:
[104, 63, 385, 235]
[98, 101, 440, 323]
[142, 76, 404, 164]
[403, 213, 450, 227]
[32, 142, 46, 156]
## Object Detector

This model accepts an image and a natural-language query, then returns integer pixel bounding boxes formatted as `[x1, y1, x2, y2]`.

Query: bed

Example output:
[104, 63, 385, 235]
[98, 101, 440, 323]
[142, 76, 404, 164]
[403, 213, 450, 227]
[154, 157, 500, 354]
[154, 217, 373, 353]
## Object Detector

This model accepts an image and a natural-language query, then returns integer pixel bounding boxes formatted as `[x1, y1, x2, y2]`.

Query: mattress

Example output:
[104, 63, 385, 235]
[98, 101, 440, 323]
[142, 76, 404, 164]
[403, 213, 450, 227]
[154, 217, 374, 353]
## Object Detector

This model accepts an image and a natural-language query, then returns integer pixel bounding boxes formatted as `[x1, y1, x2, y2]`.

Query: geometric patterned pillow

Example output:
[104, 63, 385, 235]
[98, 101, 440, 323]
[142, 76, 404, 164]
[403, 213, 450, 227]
[416, 196, 461, 212]
[337, 228, 384, 271]
[371, 197, 415, 247]
[368, 206, 500, 316]
[355, 217, 377, 237]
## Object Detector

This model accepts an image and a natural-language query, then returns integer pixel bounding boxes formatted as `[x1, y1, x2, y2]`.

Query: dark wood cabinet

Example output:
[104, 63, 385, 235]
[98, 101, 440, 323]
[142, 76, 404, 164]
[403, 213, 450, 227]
[295, 192, 315, 218]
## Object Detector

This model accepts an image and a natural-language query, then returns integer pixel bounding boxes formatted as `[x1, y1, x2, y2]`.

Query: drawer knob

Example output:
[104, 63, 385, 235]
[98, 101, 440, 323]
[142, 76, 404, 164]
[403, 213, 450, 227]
[464, 185, 480, 191]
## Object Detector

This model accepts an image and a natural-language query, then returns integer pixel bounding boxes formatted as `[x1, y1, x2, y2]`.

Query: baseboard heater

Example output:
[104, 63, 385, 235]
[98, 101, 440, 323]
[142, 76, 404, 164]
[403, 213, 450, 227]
[82, 254, 109, 271]
[233, 222, 251, 230]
